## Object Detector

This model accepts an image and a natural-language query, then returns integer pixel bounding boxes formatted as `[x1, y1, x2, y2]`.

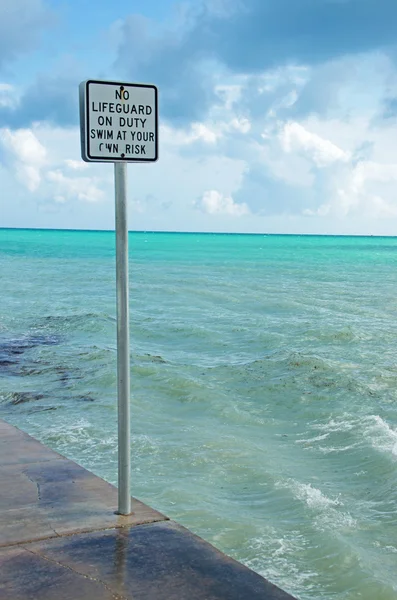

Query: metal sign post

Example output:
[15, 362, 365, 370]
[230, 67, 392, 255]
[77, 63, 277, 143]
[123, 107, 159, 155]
[114, 162, 131, 515]
[79, 79, 158, 515]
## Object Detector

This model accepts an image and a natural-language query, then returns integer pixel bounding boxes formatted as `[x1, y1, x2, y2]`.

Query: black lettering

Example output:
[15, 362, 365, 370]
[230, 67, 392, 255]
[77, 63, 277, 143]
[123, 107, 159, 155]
[115, 89, 129, 100]
[130, 132, 135, 141]
[92, 102, 98, 112]
[109, 103, 114, 113]
[105, 143, 119, 152]
[134, 132, 149, 142]
[149, 132, 154, 142]
[122, 117, 138, 127]
[139, 105, 144, 115]
[116, 104, 122, 113]
[106, 116, 112, 126]
[140, 118, 147, 128]
[120, 117, 125, 126]
[146, 106, 152, 115]
[98, 116, 104, 126]
[102, 102, 108, 112]
[90, 129, 96, 139]
[123, 143, 147, 154]
[96, 129, 113, 139]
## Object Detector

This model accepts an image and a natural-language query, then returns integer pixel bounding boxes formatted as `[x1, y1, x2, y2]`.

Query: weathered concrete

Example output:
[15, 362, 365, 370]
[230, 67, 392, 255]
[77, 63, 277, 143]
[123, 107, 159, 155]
[0, 419, 297, 600]
[0, 420, 166, 548]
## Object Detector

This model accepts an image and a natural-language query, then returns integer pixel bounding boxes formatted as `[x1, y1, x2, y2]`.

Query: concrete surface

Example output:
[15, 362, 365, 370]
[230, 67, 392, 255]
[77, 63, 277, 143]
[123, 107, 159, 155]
[0, 419, 166, 548]
[0, 419, 297, 600]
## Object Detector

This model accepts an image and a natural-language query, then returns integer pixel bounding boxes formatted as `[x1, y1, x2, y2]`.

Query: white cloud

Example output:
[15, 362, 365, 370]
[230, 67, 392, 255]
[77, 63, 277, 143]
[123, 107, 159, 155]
[304, 159, 397, 219]
[191, 122, 219, 144]
[64, 159, 88, 170]
[0, 127, 47, 191]
[161, 123, 220, 146]
[46, 170, 104, 203]
[0, 126, 105, 203]
[279, 121, 350, 167]
[228, 117, 251, 133]
[161, 116, 251, 150]
[352, 161, 397, 190]
[195, 190, 250, 217]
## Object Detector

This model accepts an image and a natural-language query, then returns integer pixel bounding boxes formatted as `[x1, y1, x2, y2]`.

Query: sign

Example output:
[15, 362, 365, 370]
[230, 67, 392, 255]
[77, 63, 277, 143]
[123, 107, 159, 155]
[79, 79, 158, 163]
[78, 78, 159, 514]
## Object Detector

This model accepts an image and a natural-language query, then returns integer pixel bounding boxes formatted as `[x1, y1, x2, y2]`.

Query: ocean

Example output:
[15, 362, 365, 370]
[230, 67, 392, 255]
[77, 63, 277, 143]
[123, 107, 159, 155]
[1, 228, 397, 599]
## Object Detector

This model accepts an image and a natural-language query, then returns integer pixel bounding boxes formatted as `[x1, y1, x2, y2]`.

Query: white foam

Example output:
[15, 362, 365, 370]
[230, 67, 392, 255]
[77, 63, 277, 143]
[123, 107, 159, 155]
[314, 415, 358, 433]
[276, 480, 342, 509]
[245, 531, 318, 594]
[292, 482, 342, 509]
[295, 433, 330, 444]
[317, 442, 361, 454]
[314, 510, 357, 532]
[275, 480, 357, 533]
[363, 415, 397, 457]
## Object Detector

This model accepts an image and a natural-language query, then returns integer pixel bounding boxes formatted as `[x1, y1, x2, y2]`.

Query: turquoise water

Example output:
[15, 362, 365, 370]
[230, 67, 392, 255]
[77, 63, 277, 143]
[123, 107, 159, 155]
[1, 229, 397, 599]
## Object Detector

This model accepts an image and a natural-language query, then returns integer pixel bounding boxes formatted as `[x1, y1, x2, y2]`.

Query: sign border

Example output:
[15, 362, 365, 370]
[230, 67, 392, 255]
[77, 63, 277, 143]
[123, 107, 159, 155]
[80, 79, 158, 163]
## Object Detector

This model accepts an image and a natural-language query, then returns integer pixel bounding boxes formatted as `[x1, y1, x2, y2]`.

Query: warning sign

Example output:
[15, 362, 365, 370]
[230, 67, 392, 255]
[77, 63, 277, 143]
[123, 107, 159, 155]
[79, 80, 158, 162]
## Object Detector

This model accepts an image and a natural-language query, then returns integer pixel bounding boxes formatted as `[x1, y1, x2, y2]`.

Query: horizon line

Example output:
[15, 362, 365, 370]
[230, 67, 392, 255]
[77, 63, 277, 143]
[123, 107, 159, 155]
[0, 227, 395, 238]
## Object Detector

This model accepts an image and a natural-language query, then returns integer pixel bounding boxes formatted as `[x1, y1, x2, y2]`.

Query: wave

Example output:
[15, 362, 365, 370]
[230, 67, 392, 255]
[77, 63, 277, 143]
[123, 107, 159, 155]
[313, 415, 359, 433]
[300, 413, 397, 462]
[276, 480, 357, 533]
[295, 433, 330, 444]
[286, 481, 342, 509]
[363, 415, 397, 458]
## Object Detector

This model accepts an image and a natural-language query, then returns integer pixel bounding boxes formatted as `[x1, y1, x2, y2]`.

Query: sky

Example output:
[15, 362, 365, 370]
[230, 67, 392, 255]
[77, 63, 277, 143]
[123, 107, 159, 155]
[1, 0, 397, 234]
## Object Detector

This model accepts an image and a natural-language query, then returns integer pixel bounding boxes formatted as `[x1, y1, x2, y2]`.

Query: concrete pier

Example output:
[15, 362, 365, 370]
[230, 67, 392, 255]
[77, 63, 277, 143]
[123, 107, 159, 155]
[0, 419, 297, 600]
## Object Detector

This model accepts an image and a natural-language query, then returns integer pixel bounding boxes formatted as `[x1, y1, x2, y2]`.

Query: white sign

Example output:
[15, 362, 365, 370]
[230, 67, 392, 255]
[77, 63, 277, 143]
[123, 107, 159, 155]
[79, 79, 158, 163]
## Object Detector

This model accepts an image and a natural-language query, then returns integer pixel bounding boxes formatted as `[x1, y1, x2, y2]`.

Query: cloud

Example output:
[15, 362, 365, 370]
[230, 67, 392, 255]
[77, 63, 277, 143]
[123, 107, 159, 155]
[195, 189, 250, 216]
[0, 126, 104, 202]
[0, 0, 53, 70]
[46, 169, 104, 203]
[0, 120, 250, 231]
[0, 71, 80, 128]
[115, 0, 397, 124]
[279, 121, 350, 167]
[4, 0, 396, 134]
[64, 159, 89, 170]
[316, 160, 397, 218]
[0, 127, 47, 190]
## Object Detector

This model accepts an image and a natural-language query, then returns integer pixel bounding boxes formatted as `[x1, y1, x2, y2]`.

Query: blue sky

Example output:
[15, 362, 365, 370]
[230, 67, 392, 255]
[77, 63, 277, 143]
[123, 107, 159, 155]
[1, 0, 397, 234]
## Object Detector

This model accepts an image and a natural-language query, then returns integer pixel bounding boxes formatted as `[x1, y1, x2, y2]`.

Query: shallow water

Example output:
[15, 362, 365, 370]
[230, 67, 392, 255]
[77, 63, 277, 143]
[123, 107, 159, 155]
[1, 229, 397, 599]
